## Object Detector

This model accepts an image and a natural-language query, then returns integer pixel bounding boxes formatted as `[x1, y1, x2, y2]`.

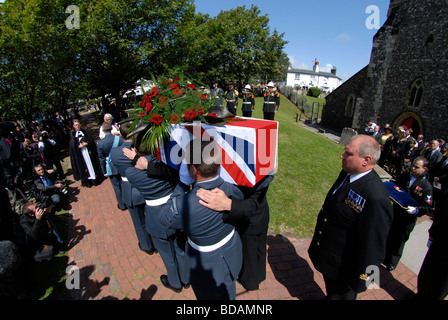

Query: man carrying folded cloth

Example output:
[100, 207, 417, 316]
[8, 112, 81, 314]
[383, 156, 434, 271]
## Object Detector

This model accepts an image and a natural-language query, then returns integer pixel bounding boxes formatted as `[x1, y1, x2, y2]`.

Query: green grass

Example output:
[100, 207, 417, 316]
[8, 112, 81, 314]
[250, 95, 344, 238]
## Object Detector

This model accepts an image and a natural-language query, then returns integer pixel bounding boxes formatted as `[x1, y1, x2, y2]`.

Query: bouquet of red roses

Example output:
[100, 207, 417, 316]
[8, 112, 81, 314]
[128, 71, 213, 154]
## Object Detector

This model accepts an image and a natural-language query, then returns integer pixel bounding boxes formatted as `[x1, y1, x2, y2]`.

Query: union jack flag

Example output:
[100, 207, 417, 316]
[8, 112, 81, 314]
[155, 118, 279, 187]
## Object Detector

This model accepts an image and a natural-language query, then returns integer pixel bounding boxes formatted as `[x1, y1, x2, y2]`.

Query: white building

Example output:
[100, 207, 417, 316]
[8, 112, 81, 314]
[286, 59, 342, 92]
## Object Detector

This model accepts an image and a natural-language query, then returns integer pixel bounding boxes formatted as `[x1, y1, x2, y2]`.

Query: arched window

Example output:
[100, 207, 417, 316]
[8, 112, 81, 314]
[345, 94, 356, 117]
[409, 79, 423, 108]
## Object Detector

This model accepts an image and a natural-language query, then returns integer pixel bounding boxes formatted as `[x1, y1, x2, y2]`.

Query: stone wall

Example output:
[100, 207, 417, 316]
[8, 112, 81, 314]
[321, 66, 368, 133]
[358, 0, 448, 140]
[323, 0, 448, 141]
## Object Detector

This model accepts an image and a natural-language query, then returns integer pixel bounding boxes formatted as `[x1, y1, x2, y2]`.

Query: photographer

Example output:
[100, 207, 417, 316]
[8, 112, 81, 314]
[33, 164, 68, 210]
[19, 202, 65, 262]
[37, 131, 65, 180]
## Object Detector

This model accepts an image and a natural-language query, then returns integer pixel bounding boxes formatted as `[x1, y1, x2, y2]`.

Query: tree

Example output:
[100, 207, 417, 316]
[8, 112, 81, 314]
[77, 0, 195, 102]
[0, 0, 85, 120]
[0, 0, 196, 120]
[177, 5, 289, 86]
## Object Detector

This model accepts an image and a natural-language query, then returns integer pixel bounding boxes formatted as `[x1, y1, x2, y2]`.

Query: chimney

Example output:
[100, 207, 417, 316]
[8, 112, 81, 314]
[313, 59, 320, 73]
[331, 66, 337, 75]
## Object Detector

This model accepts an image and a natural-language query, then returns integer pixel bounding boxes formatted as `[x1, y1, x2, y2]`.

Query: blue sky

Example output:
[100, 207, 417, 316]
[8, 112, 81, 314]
[193, 0, 391, 82]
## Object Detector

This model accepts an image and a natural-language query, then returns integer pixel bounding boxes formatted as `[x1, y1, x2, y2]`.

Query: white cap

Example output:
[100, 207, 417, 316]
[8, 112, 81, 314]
[245, 85, 251, 90]
[267, 82, 275, 87]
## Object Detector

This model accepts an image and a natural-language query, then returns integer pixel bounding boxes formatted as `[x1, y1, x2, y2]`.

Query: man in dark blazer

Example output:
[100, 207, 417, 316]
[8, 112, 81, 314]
[383, 156, 433, 271]
[159, 140, 245, 300]
[126, 129, 187, 293]
[97, 122, 125, 210]
[308, 135, 394, 300]
[33, 164, 66, 208]
[110, 123, 155, 254]
[424, 140, 443, 173]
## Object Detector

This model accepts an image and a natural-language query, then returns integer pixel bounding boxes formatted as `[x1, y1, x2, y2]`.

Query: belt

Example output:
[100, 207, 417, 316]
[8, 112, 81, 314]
[188, 229, 235, 253]
[121, 177, 128, 182]
[145, 193, 172, 207]
[243, 102, 252, 104]
[266, 101, 276, 104]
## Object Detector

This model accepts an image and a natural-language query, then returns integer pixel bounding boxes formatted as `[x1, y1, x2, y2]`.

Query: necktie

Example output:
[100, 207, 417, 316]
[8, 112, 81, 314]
[333, 175, 350, 194]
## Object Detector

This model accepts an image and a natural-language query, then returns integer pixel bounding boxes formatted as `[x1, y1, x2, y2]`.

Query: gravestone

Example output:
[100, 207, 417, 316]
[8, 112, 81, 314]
[339, 128, 357, 145]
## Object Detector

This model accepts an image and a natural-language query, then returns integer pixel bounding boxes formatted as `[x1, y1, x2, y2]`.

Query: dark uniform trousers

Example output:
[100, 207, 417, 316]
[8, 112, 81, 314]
[110, 143, 154, 252]
[308, 170, 393, 300]
[126, 161, 187, 289]
[159, 178, 244, 299]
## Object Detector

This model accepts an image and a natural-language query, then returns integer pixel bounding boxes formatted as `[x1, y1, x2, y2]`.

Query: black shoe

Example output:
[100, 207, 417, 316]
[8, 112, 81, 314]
[138, 243, 156, 255]
[160, 275, 182, 293]
[386, 264, 396, 272]
[117, 204, 126, 211]
[183, 283, 190, 289]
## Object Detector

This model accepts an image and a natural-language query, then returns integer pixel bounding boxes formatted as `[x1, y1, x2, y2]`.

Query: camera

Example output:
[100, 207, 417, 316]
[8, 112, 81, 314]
[35, 193, 51, 210]
[56, 180, 68, 194]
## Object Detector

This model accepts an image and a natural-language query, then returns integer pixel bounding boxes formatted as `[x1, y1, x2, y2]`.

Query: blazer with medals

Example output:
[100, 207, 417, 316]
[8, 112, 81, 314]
[393, 171, 433, 216]
[308, 170, 393, 293]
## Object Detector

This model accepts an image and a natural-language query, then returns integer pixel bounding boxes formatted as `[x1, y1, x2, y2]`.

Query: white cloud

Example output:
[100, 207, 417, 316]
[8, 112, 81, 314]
[288, 55, 311, 70]
[335, 33, 351, 42]
[320, 63, 334, 73]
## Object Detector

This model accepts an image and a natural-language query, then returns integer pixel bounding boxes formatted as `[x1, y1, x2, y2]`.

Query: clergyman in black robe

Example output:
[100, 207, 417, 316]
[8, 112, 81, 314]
[69, 119, 102, 187]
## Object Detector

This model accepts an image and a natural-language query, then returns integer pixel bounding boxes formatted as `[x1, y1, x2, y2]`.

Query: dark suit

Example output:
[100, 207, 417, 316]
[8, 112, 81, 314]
[416, 189, 448, 300]
[97, 133, 124, 209]
[384, 172, 433, 267]
[33, 170, 62, 205]
[159, 176, 244, 300]
[308, 170, 393, 299]
[222, 175, 274, 291]
[110, 141, 154, 252]
[372, 131, 382, 144]
[425, 149, 443, 171]
[126, 156, 187, 289]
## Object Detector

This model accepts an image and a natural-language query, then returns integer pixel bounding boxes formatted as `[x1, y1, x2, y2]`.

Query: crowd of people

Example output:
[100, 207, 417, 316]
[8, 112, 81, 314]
[2, 93, 447, 300]
[64, 114, 274, 300]
[207, 81, 280, 120]
[364, 121, 447, 182]
[0, 111, 75, 299]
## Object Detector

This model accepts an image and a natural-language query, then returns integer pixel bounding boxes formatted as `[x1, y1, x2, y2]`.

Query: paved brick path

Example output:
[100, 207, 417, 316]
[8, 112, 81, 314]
[65, 113, 420, 300]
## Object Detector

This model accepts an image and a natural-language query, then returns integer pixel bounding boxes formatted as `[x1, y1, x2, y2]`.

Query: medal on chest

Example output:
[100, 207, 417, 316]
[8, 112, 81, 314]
[345, 190, 366, 213]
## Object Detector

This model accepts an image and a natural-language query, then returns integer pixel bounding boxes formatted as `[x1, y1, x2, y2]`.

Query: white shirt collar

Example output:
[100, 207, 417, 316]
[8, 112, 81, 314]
[349, 169, 373, 184]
